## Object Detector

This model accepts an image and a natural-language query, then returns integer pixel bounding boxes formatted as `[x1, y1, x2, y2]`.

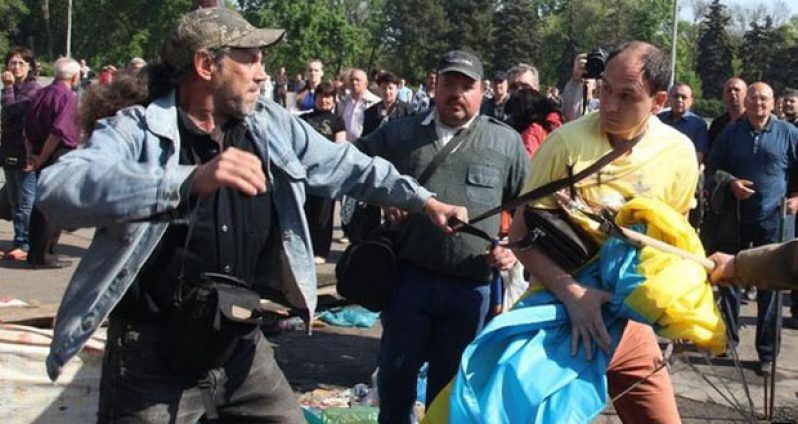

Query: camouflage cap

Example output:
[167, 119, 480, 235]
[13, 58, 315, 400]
[161, 7, 285, 71]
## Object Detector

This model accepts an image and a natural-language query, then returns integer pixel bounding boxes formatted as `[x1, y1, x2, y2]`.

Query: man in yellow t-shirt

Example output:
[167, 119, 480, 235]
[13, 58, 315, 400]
[509, 42, 698, 423]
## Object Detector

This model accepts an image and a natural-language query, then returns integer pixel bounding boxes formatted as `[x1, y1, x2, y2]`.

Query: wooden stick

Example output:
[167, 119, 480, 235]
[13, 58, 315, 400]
[617, 227, 716, 272]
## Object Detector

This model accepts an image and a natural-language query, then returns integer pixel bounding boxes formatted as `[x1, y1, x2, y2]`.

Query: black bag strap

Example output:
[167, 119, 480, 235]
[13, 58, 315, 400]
[450, 134, 642, 242]
[417, 126, 472, 185]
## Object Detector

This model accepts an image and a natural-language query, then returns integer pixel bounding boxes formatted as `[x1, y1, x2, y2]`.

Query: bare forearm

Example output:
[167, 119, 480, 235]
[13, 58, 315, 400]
[38, 134, 63, 162]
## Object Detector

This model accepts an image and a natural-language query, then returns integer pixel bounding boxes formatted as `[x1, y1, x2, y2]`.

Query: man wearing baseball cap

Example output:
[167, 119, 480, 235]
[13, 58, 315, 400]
[354, 50, 528, 423]
[36, 7, 466, 423]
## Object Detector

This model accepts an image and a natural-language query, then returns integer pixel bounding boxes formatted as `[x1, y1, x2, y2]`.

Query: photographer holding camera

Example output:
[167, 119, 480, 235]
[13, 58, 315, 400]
[562, 49, 606, 122]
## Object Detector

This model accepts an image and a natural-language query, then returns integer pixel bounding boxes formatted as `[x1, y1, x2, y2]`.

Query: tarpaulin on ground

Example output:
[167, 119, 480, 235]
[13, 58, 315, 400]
[423, 197, 727, 424]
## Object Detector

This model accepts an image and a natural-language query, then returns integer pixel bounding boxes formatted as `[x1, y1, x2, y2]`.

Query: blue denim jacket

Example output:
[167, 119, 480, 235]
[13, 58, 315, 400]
[37, 92, 432, 381]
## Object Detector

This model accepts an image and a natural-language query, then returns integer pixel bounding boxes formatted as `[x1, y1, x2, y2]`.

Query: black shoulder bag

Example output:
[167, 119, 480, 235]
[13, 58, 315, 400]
[160, 198, 263, 378]
[336, 128, 471, 312]
[450, 136, 640, 273]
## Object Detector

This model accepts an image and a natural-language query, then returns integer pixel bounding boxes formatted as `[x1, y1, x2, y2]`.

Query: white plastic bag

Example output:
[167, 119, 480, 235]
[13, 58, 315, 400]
[501, 261, 528, 311]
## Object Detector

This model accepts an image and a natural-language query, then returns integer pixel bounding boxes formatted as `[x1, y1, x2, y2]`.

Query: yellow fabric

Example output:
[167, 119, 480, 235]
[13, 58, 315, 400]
[617, 197, 727, 354]
[422, 381, 453, 424]
[524, 113, 699, 219]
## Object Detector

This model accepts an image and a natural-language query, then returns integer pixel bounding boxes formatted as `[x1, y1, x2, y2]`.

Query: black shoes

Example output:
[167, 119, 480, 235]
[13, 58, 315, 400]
[28, 256, 72, 269]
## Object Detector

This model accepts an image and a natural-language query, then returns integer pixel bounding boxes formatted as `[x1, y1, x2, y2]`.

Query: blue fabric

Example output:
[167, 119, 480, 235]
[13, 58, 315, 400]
[448, 230, 648, 424]
[706, 115, 798, 224]
[378, 263, 490, 424]
[658, 110, 709, 155]
[300, 91, 315, 111]
[318, 306, 380, 328]
[3, 168, 36, 250]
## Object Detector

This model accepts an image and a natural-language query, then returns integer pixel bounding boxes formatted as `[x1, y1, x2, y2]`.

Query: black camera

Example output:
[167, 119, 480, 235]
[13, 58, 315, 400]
[584, 48, 607, 79]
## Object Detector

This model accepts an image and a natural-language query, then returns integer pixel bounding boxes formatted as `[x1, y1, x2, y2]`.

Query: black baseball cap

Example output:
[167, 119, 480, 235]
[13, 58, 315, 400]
[492, 70, 507, 82]
[437, 50, 483, 81]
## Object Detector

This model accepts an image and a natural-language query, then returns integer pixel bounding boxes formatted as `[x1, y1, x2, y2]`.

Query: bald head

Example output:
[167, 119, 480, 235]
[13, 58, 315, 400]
[745, 82, 775, 126]
[349, 68, 368, 97]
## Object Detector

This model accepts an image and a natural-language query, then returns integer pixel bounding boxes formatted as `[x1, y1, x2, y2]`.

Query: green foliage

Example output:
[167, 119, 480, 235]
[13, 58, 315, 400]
[243, 0, 379, 78]
[0, 0, 29, 59]
[674, 21, 702, 99]
[37, 59, 53, 77]
[739, 16, 783, 88]
[382, 0, 448, 82]
[493, 0, 540, 73]
[692, 98, 724, 119]
[697, 0, 735, 99]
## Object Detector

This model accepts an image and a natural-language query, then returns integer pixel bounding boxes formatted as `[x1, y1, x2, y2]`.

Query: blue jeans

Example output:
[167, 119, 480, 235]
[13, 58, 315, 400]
[377, 263, 490, 424]
[3, 168, 36, 251]
[719, 222, 781, 362]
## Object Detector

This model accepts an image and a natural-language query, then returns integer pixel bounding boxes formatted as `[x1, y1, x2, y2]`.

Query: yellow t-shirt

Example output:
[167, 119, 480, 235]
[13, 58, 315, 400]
[524, 113, 698, 231]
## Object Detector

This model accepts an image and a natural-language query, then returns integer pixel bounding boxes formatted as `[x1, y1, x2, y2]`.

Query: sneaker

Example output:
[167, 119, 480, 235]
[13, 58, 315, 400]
[4, 248, 28, 262]
[744, 287, 757, 301]
[338, 236, 350, 244]
[314, 256, 326, 264]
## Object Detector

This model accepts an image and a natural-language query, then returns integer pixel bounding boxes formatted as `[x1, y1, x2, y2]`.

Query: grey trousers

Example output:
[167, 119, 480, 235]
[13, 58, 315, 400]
[97, 318, 303, 423]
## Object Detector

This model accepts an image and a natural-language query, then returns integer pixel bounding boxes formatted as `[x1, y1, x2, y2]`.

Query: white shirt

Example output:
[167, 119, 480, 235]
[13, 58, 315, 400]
[343, 96, 369, 141]
[421, 109, 478, 146]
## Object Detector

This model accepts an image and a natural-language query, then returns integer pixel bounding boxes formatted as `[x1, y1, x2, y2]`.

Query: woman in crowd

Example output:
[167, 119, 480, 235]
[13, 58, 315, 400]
[505, 88, 564, 158]
[1, 47, 41, 261]
[301, 82, 346, 263]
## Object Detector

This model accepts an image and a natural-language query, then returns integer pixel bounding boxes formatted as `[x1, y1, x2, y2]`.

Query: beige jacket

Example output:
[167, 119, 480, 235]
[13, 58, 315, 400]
[736, 239, 798, 290]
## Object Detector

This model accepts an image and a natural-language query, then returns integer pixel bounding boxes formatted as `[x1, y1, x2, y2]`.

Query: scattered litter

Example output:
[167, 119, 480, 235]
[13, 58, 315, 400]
[318, 306, 379, 328]
[0, 297, 28, 308]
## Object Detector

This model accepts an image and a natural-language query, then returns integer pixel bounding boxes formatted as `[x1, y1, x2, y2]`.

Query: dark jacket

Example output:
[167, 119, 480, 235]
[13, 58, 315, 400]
[362, 100, 413, 137]
[354, 112, 529, 282]
[1, 79, 41, 168]
[700, 170, 739, 254]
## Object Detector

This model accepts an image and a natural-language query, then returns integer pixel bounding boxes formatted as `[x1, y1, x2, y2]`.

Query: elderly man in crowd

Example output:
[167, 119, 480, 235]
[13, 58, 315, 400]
[705, 81, 798, 375]
[24, 57, 81, 269]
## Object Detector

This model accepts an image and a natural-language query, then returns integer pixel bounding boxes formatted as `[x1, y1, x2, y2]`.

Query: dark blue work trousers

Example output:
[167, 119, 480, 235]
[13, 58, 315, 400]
[377, 263, 490, 424]
[719, 222, 782, 362]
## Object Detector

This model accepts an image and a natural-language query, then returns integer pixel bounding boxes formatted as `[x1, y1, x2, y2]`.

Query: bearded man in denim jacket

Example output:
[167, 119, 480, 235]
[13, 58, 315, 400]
[36, 8, 465, 423]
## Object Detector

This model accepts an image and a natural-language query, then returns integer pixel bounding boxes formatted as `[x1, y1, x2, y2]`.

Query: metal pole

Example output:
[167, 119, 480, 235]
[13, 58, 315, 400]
[669, 0, 679, 89]
[66, 0, 73, 57]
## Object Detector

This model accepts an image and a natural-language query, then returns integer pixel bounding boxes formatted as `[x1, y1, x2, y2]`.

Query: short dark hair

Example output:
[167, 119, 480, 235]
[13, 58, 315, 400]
[377, 71, 400, 86]
[606, 41, 670, 95]
[5, 46, 38, 82]
[314, 81, 336, 98]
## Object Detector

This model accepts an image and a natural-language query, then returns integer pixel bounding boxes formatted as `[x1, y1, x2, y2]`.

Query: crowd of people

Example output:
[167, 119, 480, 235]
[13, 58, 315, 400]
[2, 3, 798, 424]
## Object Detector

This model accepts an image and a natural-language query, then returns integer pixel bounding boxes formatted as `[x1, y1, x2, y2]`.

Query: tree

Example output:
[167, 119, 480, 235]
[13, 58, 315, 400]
[243, 1, 375, 78]
[382, 0, 448, 82]
[0, 0, 29, 57]
[492, 0, 540, 73]
[443, 0, 496, 72]
[739, 16, 783, 88]
[696, 0, 734, 99]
